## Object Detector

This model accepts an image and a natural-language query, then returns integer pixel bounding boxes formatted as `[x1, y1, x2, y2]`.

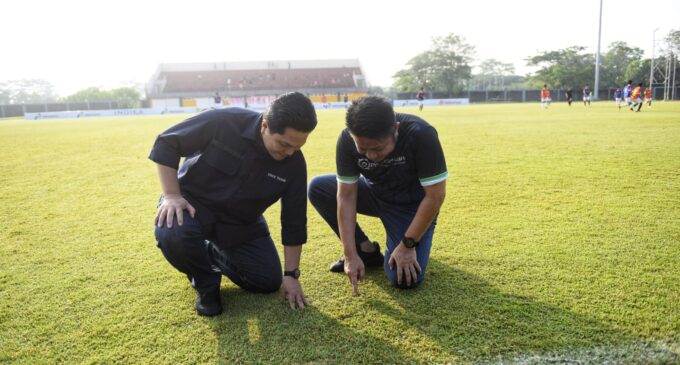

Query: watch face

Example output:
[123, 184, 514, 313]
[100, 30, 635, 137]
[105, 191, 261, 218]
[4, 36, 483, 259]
[403, 237, 419, 248]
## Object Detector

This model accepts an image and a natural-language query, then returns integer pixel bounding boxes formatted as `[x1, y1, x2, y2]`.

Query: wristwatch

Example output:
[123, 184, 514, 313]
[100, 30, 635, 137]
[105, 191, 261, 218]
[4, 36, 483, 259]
[402, 236, 420, 249]
[284, 268, 300, 279]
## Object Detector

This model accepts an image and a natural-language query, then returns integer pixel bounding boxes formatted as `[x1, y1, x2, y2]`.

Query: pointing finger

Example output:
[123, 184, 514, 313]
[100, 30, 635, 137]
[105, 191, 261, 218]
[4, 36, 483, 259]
[350, 274, 359, 296]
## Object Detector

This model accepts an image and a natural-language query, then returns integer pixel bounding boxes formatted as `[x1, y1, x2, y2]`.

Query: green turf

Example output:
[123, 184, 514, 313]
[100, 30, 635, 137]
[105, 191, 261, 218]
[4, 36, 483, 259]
[1, 102, 679, 364]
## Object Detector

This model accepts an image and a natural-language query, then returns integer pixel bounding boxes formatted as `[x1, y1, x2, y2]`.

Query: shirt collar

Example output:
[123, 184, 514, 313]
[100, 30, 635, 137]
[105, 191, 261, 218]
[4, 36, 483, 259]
[241, 113, 270, 155]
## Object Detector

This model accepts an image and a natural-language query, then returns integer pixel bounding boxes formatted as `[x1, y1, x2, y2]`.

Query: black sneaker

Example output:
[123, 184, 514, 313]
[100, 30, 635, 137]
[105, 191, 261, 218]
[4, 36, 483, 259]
[195, 287, 223, 317]
[329, 241, 384, 273]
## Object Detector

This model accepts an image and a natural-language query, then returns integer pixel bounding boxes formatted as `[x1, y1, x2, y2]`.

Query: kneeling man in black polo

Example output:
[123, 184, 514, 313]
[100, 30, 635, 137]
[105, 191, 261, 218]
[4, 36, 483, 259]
[149, 92, 317, 316]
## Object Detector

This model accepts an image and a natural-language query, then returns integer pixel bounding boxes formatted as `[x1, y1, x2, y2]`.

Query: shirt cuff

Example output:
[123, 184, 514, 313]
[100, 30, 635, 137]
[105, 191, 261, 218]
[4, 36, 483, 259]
[419, 171, 448, 187]
[148, 139, 181, 170]
[282, 227, 307, 246]
[336, 175, 359, 184]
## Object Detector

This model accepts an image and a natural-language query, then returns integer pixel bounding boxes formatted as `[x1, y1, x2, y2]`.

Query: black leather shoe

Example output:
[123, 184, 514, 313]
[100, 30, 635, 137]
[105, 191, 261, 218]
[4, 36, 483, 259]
[195, 287, 222, 317]
[329, 242, 384, 273]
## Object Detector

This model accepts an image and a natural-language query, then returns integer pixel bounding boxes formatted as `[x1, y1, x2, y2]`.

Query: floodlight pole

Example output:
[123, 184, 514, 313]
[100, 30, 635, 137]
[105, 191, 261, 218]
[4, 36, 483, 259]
[594, 0, 603, 100]
[672, 52, 677, 100]
[650, 28, 659, 91]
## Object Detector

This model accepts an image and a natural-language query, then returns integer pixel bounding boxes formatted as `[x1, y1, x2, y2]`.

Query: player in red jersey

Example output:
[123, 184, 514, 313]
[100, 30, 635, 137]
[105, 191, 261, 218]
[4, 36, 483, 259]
[540, 85, 551, 109]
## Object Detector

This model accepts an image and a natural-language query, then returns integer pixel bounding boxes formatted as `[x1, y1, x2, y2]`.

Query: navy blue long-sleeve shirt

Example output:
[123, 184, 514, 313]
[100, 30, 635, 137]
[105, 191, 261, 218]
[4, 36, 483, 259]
[149, 108, 307, 247]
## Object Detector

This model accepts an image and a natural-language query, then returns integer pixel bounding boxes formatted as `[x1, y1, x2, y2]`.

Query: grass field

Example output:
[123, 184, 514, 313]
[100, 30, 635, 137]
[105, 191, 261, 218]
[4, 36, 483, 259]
[1, 102, 679, 364]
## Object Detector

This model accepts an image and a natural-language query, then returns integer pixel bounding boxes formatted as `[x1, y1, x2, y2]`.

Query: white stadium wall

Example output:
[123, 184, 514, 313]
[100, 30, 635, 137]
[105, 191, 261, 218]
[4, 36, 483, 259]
[150, 98, 181, 108]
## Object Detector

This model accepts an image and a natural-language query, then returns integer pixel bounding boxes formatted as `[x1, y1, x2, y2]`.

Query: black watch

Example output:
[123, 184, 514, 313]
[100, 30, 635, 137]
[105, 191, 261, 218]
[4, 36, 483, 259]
[402, 236, 420, 249]
[284, 268, 300, 279]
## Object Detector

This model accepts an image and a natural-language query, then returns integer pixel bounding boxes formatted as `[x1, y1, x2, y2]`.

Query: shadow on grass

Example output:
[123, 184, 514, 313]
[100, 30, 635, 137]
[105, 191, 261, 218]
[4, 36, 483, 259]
[205, 286, 411, 364]
[362, 258, 639, 362]
[203, 257, 644, 363]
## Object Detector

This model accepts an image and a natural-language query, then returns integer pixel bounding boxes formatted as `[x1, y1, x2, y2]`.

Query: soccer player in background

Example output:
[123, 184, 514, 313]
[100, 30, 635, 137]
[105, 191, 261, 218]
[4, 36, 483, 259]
[213, 92, 223, 109]
[623, 80, 633, 108]
[630, 83, 643, 112]
[565, 88, 573, 106]
[416, 87, 425, 111]
[540, 84, 551, 109]
[583, 84, 591, 106]
[614, 87, 623, 110]
[644, 86, 653, 108]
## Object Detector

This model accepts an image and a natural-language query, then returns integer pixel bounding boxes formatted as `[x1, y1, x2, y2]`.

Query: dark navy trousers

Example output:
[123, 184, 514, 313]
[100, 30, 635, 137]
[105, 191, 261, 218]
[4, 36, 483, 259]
[154, 212, 282, 293]
[308, 174, 435, 288]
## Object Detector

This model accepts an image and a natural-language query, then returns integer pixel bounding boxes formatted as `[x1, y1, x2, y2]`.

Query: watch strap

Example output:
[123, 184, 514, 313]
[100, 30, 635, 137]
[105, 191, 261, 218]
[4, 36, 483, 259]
[284, 268, 300, 279]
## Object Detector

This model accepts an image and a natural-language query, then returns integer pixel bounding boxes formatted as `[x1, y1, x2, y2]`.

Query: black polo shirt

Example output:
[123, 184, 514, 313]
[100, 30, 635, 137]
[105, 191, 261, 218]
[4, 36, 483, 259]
[336, 113, 448, 205]
[149, 108, 307, 247]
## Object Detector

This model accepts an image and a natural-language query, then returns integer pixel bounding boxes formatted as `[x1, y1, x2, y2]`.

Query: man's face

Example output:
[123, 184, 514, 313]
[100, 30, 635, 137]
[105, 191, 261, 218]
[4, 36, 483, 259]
[261, 120, 309, 160]
[350, 126, 398, 162]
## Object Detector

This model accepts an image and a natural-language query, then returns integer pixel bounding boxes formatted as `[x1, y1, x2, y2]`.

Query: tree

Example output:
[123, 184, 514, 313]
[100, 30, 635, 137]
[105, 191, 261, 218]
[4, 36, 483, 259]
[64, 87, 112, 103]
[0, 79, 58, 104]
[601, 42, 644, 88]
[392, 53, 433, 92]
[109, 87, 141, 108]
[666, 29, 680, 52]
[624, 58, 646, 84]
[0, 88, 9, 105]
[64, 86, 140, 108]
[393, 33, 475, 95]
[526, 46, 595, 89]
[471, 59, 518, 90]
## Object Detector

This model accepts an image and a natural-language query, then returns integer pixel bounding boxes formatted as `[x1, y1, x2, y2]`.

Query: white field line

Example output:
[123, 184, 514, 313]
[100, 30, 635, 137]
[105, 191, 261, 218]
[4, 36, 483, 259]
[476, 340, 679, 365]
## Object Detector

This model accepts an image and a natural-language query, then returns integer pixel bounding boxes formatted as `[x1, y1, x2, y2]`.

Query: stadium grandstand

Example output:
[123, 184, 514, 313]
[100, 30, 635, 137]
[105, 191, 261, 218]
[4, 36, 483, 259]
[146, 59, 368, 109]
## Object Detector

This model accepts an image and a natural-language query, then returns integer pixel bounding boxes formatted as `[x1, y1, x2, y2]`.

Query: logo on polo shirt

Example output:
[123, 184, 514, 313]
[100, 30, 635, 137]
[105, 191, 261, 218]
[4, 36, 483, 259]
[267, 172, 287, 183]
[358, 156, 406, 170]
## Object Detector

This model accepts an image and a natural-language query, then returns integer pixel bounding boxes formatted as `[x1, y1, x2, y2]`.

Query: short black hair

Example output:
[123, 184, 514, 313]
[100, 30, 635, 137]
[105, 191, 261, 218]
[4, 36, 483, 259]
[345, 96, 396, 139]
[265, 92, 317, 134]
[637, 83, 643, 87]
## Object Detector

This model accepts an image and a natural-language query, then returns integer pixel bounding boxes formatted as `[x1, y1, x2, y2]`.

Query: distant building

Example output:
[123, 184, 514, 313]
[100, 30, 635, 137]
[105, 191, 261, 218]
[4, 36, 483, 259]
[146, 59, 368, 108]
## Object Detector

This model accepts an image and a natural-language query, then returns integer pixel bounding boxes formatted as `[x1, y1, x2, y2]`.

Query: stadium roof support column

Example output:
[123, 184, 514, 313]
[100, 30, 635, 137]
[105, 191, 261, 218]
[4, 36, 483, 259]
[594, 0, 603, 100]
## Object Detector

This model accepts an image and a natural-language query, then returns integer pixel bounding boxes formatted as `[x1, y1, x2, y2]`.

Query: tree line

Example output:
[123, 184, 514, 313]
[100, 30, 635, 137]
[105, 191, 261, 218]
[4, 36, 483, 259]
[0, 81, 141, 108]
[393, 30, 680, 95]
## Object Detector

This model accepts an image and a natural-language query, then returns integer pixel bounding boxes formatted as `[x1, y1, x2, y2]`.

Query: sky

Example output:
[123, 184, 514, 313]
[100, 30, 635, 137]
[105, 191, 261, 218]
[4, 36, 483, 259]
[2, 0, 678, 96]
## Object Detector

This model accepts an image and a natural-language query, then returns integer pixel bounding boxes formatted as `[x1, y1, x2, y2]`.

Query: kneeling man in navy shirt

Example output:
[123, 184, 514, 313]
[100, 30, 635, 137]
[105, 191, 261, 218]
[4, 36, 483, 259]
[309, 96, 447, 294]
[149, 92, 317, 316]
